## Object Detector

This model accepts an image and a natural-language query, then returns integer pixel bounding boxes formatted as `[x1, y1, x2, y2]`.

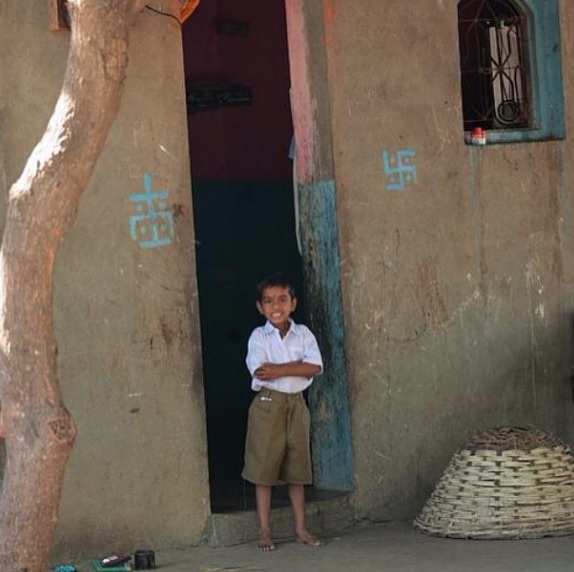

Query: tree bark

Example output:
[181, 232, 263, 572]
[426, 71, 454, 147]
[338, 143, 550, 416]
[0, 1, 145, 569]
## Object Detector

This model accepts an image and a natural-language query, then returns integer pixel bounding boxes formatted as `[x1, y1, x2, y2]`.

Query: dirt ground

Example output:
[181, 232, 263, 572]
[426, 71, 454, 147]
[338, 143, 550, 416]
[148, 520, 574, 572]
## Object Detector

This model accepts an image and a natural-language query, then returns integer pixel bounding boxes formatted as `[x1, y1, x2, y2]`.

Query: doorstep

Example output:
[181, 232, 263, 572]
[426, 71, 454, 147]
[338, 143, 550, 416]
[206, 492, 354, 547]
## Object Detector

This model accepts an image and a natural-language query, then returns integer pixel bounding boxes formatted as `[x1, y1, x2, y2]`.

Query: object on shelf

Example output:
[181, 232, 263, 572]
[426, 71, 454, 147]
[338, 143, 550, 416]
[186, 80, 252, 113]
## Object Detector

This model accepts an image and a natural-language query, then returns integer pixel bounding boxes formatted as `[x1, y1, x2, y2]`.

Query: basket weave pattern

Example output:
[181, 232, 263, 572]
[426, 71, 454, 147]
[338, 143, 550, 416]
[413, 427, 574, 539]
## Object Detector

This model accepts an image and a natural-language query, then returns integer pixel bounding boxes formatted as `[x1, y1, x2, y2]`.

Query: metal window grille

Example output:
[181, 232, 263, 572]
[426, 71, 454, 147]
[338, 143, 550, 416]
[458, 0, 530, 131]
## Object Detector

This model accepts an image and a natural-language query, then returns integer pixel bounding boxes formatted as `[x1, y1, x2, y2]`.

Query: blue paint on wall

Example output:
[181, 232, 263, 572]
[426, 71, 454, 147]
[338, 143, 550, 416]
[129, 173, 175, 249]
[527, 0, 565, 140]
[298, 180, 354, 491]
[382, 149, 418, 191]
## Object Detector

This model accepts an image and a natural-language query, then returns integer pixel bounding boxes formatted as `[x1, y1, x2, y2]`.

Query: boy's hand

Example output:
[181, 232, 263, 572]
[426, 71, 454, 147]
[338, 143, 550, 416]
[254, 363, 282, 381]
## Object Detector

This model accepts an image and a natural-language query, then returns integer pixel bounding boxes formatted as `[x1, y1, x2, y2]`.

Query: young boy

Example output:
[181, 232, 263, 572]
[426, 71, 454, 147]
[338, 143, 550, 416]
[242, 273, 324, 551]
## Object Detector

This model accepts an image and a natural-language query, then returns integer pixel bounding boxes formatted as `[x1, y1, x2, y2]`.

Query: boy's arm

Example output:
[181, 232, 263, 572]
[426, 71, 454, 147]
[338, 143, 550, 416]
[246, 329, 268, 376]
[254, 361, 321, 381]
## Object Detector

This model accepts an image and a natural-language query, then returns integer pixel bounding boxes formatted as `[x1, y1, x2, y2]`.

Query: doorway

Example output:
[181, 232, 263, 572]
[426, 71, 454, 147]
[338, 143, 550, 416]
[182, 0, 352, 514]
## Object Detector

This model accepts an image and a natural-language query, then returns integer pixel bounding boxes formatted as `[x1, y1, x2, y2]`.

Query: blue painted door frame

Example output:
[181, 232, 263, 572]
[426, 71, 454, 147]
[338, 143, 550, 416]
[299, 181, 354, 491]
[285, 0, 354, 492]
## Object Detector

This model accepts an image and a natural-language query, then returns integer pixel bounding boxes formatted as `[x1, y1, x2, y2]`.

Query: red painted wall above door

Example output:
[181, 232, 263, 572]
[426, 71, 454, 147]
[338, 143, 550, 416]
[183, 0, 293, 182]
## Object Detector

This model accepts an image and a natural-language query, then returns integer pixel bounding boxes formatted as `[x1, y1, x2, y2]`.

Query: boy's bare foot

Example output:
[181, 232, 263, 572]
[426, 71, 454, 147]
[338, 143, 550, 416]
[256, 533, 276, 552]
[295, 530, 325, 547]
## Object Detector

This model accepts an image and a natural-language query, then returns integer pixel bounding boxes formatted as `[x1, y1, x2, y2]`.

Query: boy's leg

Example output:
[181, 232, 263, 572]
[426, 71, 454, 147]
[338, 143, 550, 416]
[255, 484, 275, 551]
[287, 484, 324, 546]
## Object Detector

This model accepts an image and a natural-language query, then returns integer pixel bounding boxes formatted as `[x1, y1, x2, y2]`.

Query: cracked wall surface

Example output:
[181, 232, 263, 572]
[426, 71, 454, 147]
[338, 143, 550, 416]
[323, 0, 574, 519]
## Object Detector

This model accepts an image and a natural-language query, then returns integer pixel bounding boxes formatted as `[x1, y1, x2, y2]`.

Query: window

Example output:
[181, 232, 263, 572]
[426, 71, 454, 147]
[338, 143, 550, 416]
[457, 0, 565, 144]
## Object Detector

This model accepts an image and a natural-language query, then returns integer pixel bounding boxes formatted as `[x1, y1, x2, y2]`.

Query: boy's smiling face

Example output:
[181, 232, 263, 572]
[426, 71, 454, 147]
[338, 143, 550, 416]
[256, 285, 297, 333]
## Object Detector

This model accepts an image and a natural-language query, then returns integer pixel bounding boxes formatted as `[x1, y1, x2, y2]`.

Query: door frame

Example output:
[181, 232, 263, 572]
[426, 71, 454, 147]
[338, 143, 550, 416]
[285, 0, 353, 491]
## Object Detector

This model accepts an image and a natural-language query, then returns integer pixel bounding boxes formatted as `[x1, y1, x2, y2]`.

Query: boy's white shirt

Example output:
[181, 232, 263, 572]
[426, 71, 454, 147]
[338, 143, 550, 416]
[246, 319, 323, 393]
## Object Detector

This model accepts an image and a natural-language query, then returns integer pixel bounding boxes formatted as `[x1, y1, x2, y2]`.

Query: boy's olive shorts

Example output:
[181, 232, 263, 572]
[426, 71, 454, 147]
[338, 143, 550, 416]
[242, 388, 312, 486]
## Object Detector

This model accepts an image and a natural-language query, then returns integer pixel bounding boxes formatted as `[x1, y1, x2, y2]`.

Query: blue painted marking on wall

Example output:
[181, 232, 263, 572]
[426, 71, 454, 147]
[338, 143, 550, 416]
[382, 149, 418, 191]
[129, 173, 175, 249]
[298, 180, 354, 491]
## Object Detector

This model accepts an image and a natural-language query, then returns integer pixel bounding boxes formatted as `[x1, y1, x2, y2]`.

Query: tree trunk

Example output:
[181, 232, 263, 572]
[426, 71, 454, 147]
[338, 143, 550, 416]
[0, 1, 145, 569]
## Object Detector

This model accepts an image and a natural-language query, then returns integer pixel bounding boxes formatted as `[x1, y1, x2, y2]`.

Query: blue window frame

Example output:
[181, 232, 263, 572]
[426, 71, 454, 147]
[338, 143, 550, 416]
[457, 0, 565, 144]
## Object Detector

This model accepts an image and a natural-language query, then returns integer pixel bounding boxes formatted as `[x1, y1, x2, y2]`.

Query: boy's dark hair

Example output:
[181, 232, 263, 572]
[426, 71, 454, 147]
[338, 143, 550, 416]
[256, 272, 296, 301]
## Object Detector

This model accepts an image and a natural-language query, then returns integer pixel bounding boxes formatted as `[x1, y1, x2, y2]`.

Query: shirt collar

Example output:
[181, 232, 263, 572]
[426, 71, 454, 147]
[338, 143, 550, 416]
[263, 319, 299, 335]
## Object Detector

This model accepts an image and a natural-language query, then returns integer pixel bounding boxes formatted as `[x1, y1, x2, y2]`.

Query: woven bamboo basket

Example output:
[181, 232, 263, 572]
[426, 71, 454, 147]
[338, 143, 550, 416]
[413, 426, 574, 539]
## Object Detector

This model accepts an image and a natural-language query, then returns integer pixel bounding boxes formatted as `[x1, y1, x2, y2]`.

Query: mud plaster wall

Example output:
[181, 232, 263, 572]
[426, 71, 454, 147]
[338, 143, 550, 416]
[322, 0, 574, 520]
[0, 2, 209, 558]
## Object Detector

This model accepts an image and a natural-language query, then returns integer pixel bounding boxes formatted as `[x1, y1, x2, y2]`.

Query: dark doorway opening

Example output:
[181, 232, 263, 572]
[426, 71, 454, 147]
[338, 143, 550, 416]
[182, 0, 353, 514]
[182, 0, 304, 513]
